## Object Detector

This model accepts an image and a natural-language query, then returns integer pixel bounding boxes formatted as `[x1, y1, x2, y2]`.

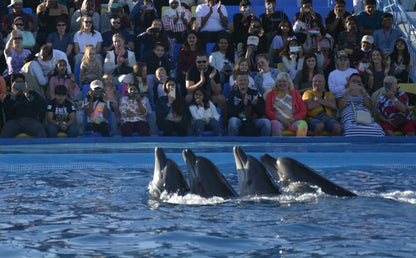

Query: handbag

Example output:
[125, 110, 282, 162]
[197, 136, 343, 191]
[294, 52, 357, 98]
[350, 97, 372, 125]
[391, 114, 407, 128]
[314, 92, 332, 124]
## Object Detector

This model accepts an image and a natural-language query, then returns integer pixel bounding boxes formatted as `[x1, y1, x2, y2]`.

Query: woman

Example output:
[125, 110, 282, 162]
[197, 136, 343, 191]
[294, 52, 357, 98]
[254, 54, 280, 97]
[177, 31, 204, 94]
[338, 73, 384, 137]
[135, 19, 170, 60]
[293, 52, 323, 93]
[388, 38, 412, 83]
[73, 15, 103, 64]
[363, 48, 390, 95]
[4, 30, 31, 79]
[337, 15, 361, 53]
[229, 57, 256, 90]
[156, 79, 189, 136]
[377, 76, 415, 136]
[5, 17, 35, 50]
[162, 0, 192, 43]
[209, 34, 236, 86]
[270, 20, 294, 65]
[49, 59, 80, 101]
[71, 0, 100, 32]
[280, 37, 304, 80]
[36, 0, 69, 46]
[46, 16, 73, 57]
[328, 50, 358, 99]
[104, 33, 136, 84]
[265, 72, 308, 137]
[316, 36, 335, 79]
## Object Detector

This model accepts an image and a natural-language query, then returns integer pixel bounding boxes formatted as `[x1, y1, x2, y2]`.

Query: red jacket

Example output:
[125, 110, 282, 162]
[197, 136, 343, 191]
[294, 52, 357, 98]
[265, 89, 307, 121]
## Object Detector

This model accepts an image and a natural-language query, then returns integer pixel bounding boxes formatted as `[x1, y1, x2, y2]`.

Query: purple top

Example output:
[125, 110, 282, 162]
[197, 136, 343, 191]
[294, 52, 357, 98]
[5, 48, 31, 75]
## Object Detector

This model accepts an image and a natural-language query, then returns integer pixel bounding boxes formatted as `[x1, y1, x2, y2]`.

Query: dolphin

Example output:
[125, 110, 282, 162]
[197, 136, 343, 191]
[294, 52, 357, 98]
[233, 146, 281, 196]
[149, 147, 189, 198]
[260, 154, 357, 197]
[182, 149, 238, 198]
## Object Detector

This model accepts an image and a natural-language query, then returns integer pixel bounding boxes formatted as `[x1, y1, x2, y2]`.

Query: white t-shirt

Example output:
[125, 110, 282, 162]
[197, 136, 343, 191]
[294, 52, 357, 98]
[262, 72, 275, 92]
[74, 30, 103, 53]
[195, 4, 227, 32]
[271, 35, 284, 50]
[328, 68, 358, 98]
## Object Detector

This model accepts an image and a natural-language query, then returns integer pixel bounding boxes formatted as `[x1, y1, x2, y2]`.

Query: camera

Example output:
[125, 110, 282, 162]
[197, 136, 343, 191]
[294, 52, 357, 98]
[14, 82, 26, 90]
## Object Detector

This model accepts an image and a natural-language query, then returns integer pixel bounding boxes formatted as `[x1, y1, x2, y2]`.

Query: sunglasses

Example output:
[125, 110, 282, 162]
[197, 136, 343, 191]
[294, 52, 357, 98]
[84, 20, 93, 24]
[196, 60, 207, 64]
[111, 21, 121, 24]
[13, 37, 23, 40]
[57, 23, 66, 27]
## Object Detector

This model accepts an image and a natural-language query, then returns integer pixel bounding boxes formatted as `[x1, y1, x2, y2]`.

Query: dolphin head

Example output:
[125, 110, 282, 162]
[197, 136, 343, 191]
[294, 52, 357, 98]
[233, 146, 248, 171]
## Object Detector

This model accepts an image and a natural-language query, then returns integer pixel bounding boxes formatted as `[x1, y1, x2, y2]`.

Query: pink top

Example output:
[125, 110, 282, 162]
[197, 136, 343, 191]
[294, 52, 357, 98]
[49, 76, 80, 100]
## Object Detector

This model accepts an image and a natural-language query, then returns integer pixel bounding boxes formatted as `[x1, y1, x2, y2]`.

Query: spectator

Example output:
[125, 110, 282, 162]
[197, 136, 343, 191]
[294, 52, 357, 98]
[356, 0, 383, 35]
[243, 35, 260, 72]
[243, 19, 269, 55]
[294, 52, 323, 94]
[293, 0, 323, 44]
[280, 38, 304, 80]
[363, 48, 389, 95]
[195, 0, 228, 44]
[254, 53, 281, 97]
[36, 0, 69, 46]
[337, 73, 384, 136]
[129, 0, 158, 35]
[162, 0, 192, 43]
[350, 35, 373, 72]
[46, 85, 78, 137]
[135, 19, 170, 60]
[303, 19, 327, 53]
[156, 79, 189, 136]
[71, 0, 101, 33]
[388, 38, 412, 83]
[337, 15, 362, 53]
[5, 17, 35, 51]
[102, 14, 134, 55]
[227, 72, 271, 136]
[103, 33, 136, 84]
[265, 72, 308, 136]
[232, 0, 256, 48]
[185, 51, 226, 122]
[83, 80, 111, 137]
[0, 75, 7, 100]
[102, 73, 121, 123]
[2, 0, 35, 36]
[325, 0, 351, 45]
[101, 0, 131, 34]
[20, 54, 49, 100]
[209, 33, 236, 86]
[73, 15, 103, 65]
[46, 16, 74, 57]
[37, 44, 72, 78]
[177, 31, 204, 95]
[81, 44, 103, 85]
[302, 74, 342, 136]
[328, 50, 358, 99]
[189, 87, 222, 136]
[49, 59, 80, 101]
[316, 36, 336, 79]
[259, 0, 289, 42]
[119, 83, 150, 136]
[270, 20, 295, 65]
[377, 76, 415, 136]
[1, 74, 47, 138]
[229, 57, 256, 90]
[4, 30, 31, 80]
[372, 12, 402, 55]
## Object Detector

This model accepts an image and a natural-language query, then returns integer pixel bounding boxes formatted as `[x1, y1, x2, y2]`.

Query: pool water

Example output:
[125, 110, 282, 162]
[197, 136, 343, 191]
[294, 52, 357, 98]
[0, 141, 415, 256]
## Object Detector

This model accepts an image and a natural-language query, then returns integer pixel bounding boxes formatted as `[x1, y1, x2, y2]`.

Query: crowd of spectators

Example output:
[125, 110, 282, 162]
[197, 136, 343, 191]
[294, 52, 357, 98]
[0, 0, 415, 138]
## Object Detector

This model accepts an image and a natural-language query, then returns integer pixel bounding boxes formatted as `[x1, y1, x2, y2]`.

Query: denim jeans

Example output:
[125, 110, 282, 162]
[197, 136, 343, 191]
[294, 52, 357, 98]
[191, 119, 222, 136]
[46, 123, 78, 137]
[228, 117, 271, 136]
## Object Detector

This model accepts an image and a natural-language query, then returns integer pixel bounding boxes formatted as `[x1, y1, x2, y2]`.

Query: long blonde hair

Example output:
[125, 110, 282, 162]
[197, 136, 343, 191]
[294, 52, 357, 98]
[81, 44, 96, 63]
[273, 72, 294, 91]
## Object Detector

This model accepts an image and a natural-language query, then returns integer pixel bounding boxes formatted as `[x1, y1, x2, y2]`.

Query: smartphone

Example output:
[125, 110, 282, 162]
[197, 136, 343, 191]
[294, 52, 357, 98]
[303, 8, 311, 12]
[14, 83, 26, 90]
[169, 88, 176, 99]
[384, 82, 391, 91]
[149, 27, 160, 33]
[290, 46, 300, 52]
[145, 4, 153, 10]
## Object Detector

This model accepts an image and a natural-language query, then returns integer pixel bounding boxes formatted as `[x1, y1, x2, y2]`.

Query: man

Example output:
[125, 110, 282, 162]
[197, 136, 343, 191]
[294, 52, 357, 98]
[377, 76, 415, 136]
[325, 0, 351, 45]
[36, 44, 72, 78]
[259, 0, 289, 40]
[227, 72, 271, 136]
[293, 0, 323, 43]
[373, 13, 403, 55]
[1, 0, 35, 36]
[302, 74, 342, 136]
[186, 51, 227, 121]
[1, 74, 47, 138]
[356, 0, 383, 35]
[102, 14, 134, 55]
[195, 0, 229, 44]
[350, 35, 373, 71]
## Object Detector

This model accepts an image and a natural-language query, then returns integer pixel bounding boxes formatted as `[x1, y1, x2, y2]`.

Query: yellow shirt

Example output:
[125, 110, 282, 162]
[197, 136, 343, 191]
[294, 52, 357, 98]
[302, 90, 335, 121]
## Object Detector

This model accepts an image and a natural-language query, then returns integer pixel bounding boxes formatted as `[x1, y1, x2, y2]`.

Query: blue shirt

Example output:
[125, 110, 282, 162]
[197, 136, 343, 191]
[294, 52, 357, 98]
[46, 32, 74, 53]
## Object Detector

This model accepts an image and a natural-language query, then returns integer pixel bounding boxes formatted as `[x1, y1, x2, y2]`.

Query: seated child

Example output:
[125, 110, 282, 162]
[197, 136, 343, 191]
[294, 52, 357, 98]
[155, 66, 168, 101]
[46, 85, 78, 137]
[80, 44, 103, 85]
[119, 84, 150, 136]
[189, 87, 222, 136]
[83, 80, 111, 136]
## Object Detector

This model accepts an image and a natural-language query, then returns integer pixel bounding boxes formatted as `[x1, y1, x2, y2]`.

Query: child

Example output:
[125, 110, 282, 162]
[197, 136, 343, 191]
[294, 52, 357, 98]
[103, 73, 122, 134]
[80, 44, 103, 85]
[46, 85, 78, 137]
[280, 38, 305, 80]
[83, 80, 111, 136]
[189, 87, 222, 136]
[155, 67, 168, 101]
[119, 84, 150, 136]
